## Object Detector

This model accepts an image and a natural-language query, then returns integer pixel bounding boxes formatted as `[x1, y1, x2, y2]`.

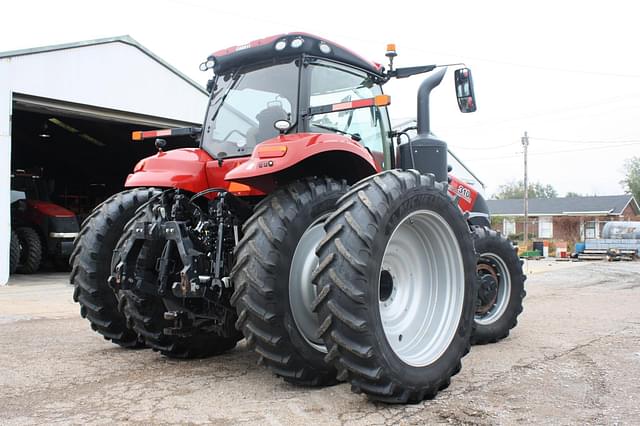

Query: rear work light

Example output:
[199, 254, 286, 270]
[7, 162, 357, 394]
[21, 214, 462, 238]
[199, 58, 216, 72]
[318, 41, 332, 54]
[290, 37, 304, 48]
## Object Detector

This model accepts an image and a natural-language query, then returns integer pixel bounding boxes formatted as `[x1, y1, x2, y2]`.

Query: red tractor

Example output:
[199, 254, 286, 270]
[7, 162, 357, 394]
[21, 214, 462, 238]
[70, 34, 525, 403]
[11, 171, 79, 273]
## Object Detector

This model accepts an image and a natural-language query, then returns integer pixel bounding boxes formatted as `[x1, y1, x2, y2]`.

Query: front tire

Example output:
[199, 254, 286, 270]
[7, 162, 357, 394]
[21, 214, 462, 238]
[70, 188, 159, 348]
[313, 170, 477, 403]
[16, 227, 42, 274]
[10, 230, 20, 275]
[471, 226, 526, 345]
[231, 177, 348, 386]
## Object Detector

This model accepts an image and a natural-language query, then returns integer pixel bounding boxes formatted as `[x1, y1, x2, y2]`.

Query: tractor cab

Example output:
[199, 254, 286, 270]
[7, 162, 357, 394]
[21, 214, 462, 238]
[199, 33, 393, 170]
[128, 33, 477, 193]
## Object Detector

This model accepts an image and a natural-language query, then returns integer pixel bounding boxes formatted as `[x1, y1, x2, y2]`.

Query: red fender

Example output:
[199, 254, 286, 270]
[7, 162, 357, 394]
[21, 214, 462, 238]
[224, 133, 381, 192]
[124, 148, 264, 196]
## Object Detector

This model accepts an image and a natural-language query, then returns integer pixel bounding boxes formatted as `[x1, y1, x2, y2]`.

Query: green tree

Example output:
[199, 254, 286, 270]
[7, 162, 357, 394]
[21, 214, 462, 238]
[493, 180, 558, 199]
[565, 191, 583, 197]
[621, 156, 640, 202]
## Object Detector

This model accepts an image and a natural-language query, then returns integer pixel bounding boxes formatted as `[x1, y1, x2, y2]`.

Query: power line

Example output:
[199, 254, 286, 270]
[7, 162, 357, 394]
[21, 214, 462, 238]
[529, 136, 640, 144]
[453, 136, 640, 155]
[472, 140, 640, 161]
[456, 55, 640, 79]
[164, 0, 640, 79]
[449, 142, 518, 151]
[529, 141, 640, 155]
[455, 93, 640, 131]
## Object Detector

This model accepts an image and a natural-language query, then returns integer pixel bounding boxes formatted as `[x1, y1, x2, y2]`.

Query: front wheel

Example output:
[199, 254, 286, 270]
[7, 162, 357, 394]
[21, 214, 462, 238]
[313, 170, 477, 403]
[471, 226, 526, 345]
[16, 227, 42, 274]
[10, 230, 20, 275]
[70, 188, 160, 347]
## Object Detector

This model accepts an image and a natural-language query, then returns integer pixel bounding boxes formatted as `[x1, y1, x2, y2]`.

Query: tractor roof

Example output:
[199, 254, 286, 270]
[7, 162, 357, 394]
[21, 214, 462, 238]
[209, 32, 384, 77]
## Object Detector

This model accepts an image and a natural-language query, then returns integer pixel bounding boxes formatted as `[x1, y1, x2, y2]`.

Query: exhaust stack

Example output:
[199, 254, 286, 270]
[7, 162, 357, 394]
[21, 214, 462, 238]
[399, 67, 449, 182]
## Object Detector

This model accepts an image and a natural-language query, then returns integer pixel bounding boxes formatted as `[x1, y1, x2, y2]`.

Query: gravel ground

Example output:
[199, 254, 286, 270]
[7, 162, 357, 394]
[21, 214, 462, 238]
[1, 260, 639, 425]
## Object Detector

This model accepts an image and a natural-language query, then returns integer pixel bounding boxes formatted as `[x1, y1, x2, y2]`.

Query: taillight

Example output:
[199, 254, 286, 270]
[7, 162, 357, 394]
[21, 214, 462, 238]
[257, 145, 287, 158]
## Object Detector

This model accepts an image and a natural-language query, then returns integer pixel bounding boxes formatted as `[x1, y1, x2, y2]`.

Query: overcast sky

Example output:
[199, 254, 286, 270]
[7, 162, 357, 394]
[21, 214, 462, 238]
[2, 0, 638, 197]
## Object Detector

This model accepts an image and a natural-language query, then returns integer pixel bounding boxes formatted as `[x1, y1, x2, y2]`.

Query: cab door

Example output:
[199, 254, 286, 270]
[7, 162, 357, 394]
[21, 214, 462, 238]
[303, 58, 392, 170]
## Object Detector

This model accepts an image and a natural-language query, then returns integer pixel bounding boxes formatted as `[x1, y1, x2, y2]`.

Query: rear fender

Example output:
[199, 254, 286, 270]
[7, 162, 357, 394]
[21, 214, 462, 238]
[125, 148, 265, 197]
[124, 148, 212, 193]
[224, 133, 380, 192]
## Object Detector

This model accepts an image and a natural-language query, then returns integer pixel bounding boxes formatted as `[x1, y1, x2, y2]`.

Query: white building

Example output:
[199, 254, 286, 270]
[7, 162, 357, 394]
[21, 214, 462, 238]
[1, 36, 208, 284]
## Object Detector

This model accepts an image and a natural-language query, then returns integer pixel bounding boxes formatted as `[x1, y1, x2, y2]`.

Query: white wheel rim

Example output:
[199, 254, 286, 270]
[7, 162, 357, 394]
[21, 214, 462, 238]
[289, 217, 327, 353]
[475, 252, 511, 325]
[379, 210, 465, 367]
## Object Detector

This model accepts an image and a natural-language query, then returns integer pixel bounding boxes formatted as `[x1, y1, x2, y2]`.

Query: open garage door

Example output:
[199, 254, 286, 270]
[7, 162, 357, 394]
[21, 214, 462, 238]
[13, 93, 201, 128]
[11, 95, 200, 222]
[8, 95, 202, 278]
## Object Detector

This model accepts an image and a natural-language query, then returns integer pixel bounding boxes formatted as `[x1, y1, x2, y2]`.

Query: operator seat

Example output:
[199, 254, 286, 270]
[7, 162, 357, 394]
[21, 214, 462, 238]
[246, 104, 289, 148]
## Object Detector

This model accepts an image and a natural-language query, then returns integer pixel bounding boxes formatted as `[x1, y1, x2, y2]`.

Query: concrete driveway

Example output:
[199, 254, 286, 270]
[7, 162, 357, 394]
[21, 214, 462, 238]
[1, 261, 639, 424]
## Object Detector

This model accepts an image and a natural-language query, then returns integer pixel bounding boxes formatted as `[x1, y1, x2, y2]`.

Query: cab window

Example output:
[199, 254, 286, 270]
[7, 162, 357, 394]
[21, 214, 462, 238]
[307, 60, 390, 169]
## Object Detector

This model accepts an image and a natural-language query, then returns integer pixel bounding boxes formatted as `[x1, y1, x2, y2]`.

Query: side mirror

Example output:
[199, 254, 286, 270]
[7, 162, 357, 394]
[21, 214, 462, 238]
[274, 119, 292, 134]
[154, 138, 167, 152]
[454, 68, 477, 113]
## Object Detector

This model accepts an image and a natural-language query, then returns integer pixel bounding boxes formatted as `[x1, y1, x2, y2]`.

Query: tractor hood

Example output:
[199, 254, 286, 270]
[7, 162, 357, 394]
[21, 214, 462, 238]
[28, 200, 75, 218]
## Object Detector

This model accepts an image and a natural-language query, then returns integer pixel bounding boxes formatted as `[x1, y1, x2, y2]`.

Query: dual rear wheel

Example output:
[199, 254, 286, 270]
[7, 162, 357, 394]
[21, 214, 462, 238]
[233, 171, 477, 403]
[231, 177, 349, 385]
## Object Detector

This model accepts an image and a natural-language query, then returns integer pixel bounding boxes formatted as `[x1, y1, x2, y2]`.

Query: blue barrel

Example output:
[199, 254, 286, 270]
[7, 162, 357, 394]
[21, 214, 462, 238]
[531, 241, 544, 256]
[575, 242, 586, 253]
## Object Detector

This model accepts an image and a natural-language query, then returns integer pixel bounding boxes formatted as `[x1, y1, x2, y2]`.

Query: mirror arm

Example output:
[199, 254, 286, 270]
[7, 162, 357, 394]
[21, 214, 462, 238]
[389, 65, 437, 79]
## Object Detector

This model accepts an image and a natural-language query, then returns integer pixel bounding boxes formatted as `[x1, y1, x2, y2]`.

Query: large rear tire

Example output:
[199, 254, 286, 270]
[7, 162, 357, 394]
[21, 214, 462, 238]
[70, 188, 159, 348]
[9, 229, 20, 275]
[118, 199, 242, 359]
[313, 170, 477, 403]
[471, 226, 526, 345]
[16, 227, 42, 274]
[231, 177, 348, 386]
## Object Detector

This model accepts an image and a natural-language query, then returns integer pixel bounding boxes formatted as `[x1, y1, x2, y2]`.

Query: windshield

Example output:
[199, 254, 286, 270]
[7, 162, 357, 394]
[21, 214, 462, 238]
[201, 60, 299, 158]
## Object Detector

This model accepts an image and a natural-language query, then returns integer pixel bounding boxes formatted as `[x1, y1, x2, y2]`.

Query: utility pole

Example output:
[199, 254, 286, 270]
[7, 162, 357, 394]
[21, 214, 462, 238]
[522, 131, 529, 251]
